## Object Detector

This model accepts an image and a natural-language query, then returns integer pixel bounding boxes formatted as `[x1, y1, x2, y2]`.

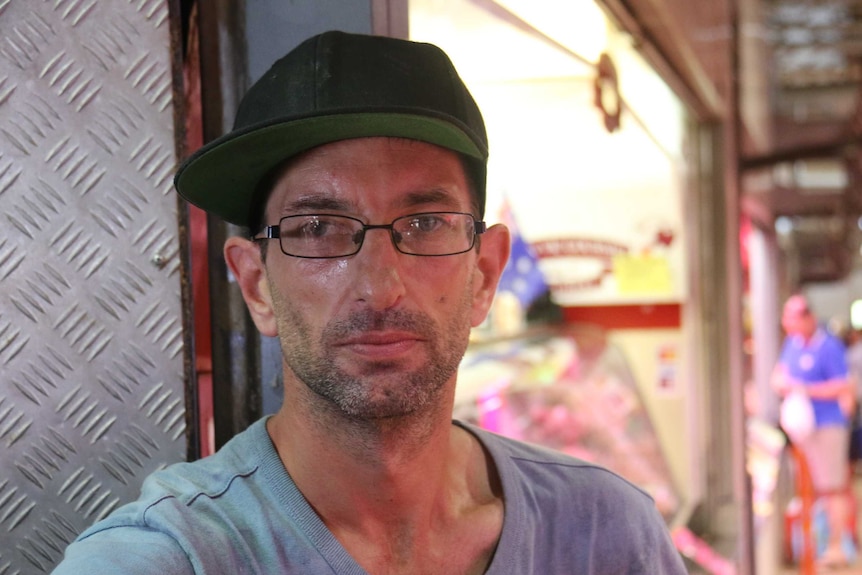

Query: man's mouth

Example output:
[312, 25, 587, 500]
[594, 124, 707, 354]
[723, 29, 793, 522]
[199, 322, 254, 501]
[336, 331, 424, 358]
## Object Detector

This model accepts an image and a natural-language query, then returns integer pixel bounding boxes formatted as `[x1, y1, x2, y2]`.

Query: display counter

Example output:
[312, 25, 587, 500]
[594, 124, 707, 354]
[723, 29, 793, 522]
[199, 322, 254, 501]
[457, 325, 682, 523]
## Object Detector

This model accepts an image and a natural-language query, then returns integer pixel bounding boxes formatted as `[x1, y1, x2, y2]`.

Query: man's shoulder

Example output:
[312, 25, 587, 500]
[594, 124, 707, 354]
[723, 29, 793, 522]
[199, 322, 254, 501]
[80, 419, 268, 536]
[54, 418, 337, 574]
[457, 421, 653, 502]
[819, 328, 843, 345]
[457, 422, 683, 572]
[147, 419, 263, 501]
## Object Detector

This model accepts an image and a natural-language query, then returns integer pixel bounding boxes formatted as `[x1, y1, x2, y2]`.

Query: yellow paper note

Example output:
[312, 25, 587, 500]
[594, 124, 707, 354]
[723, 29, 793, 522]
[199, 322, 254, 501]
[612, 254, 672, 294]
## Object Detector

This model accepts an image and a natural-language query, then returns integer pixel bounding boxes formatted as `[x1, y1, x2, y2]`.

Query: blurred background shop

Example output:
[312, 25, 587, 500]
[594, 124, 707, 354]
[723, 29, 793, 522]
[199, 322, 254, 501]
[2, 0, 862, 574]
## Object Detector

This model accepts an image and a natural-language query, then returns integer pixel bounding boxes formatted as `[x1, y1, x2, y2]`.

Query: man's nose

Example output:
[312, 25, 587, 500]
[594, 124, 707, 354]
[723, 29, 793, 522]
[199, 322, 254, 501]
[351, 228, 406, 310]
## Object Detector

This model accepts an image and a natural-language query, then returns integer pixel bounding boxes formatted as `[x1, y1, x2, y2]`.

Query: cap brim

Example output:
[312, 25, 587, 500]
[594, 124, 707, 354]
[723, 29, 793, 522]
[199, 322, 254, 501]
[174, 112, 486, 228]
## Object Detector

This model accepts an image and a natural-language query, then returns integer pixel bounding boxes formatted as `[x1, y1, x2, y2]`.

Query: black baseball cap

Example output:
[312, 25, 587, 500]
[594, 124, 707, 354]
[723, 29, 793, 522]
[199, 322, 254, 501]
[174, 30, 488, 229]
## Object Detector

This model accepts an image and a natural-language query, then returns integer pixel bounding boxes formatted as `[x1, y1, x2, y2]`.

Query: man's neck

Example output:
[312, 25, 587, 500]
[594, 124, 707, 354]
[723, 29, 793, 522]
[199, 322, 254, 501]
[266, 383, 503, 574]
[796, 325, 820, 345]
[267, 380, 461, 518]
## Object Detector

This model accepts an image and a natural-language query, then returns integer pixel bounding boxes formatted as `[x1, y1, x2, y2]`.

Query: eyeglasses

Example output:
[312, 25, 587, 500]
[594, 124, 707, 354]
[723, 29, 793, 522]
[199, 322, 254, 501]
[254, 212, 486, 258]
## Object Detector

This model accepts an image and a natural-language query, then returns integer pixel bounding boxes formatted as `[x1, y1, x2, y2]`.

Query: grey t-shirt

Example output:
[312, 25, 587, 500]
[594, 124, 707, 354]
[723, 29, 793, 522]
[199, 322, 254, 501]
[53, 418, 687, 574]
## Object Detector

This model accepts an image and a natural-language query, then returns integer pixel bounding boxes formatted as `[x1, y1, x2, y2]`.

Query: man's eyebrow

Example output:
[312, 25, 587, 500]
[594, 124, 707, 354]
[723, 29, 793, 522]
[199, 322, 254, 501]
[284, 194, 352, 213]
[284, 189, 463, 214]
[400, 189, 461, 210]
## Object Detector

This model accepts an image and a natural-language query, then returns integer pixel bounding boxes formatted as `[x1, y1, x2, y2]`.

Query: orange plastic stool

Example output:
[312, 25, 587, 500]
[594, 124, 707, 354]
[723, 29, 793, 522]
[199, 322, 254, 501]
[786, 443, 816, 575]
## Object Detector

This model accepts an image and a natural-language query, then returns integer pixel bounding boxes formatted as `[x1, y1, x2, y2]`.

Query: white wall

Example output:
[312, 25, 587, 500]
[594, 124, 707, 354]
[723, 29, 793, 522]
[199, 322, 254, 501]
[804, 268, 862, 332]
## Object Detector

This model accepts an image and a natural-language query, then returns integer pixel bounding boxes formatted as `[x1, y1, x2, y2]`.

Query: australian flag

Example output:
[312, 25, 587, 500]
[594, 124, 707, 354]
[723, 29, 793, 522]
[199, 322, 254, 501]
[496, 200, 549, 309]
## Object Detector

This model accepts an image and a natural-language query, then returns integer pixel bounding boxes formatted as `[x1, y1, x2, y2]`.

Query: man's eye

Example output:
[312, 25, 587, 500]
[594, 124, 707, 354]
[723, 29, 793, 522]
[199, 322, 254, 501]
[284, 217, 350, 239]
[408, 215, 444, 233]
[302, 219, 333, 237]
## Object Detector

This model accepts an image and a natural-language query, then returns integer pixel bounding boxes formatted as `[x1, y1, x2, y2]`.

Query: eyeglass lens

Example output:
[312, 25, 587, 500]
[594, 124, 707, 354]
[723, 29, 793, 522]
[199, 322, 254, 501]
[278, 212, 479, 258]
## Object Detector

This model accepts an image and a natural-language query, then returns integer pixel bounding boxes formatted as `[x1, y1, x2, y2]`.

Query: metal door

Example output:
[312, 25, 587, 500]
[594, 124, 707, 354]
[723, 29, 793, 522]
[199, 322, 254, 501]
[0, 2, 189, 572]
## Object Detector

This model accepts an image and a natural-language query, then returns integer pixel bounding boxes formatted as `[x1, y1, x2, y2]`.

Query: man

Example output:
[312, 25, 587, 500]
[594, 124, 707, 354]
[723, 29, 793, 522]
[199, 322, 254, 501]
[846, 328, 862, 412]
[847, 329, 862, 466]
[772, 294, 854, 568]
[53, 31, 685, 574]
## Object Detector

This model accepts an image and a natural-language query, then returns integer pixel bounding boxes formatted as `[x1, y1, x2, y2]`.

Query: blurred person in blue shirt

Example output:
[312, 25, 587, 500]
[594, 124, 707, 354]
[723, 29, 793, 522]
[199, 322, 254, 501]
[772, 294, 855, 568]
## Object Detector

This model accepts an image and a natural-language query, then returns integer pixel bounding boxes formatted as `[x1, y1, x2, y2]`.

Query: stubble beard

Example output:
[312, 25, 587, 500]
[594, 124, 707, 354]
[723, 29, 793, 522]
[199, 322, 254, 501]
[272, 287, 474, 424]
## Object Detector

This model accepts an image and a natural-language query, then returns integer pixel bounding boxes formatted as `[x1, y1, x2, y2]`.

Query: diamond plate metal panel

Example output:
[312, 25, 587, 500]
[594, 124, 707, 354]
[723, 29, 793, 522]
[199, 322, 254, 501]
[0, 2, 187, 573]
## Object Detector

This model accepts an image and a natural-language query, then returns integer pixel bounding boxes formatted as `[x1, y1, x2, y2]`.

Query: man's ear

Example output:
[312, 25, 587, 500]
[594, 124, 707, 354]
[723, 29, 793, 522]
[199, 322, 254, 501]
[223, 237, 278, 337]
[471, 223, 511, 327]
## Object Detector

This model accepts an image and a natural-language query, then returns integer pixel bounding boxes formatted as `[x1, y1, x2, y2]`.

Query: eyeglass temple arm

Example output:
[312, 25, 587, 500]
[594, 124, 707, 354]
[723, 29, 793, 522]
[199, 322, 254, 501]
[252, 226, 280, 240]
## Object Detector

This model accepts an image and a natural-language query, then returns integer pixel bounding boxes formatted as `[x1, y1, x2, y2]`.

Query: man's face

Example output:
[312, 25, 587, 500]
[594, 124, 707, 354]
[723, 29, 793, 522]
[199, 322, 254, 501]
[781, 296, 815, 337]
[256, 138, 496, 420]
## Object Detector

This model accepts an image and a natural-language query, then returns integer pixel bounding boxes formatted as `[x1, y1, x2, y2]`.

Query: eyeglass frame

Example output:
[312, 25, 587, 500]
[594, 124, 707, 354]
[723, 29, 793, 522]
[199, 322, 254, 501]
[253, 211, 487, 259]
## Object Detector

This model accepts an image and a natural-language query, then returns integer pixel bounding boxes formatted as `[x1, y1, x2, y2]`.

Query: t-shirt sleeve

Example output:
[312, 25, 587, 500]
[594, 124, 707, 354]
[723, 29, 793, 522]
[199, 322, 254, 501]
[777, 338, 791, 366]
[823, 337, 849, 380]
[649, 510, 690, 574]
[604, 484, 688, 574]
[52, 526, 194, 575]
